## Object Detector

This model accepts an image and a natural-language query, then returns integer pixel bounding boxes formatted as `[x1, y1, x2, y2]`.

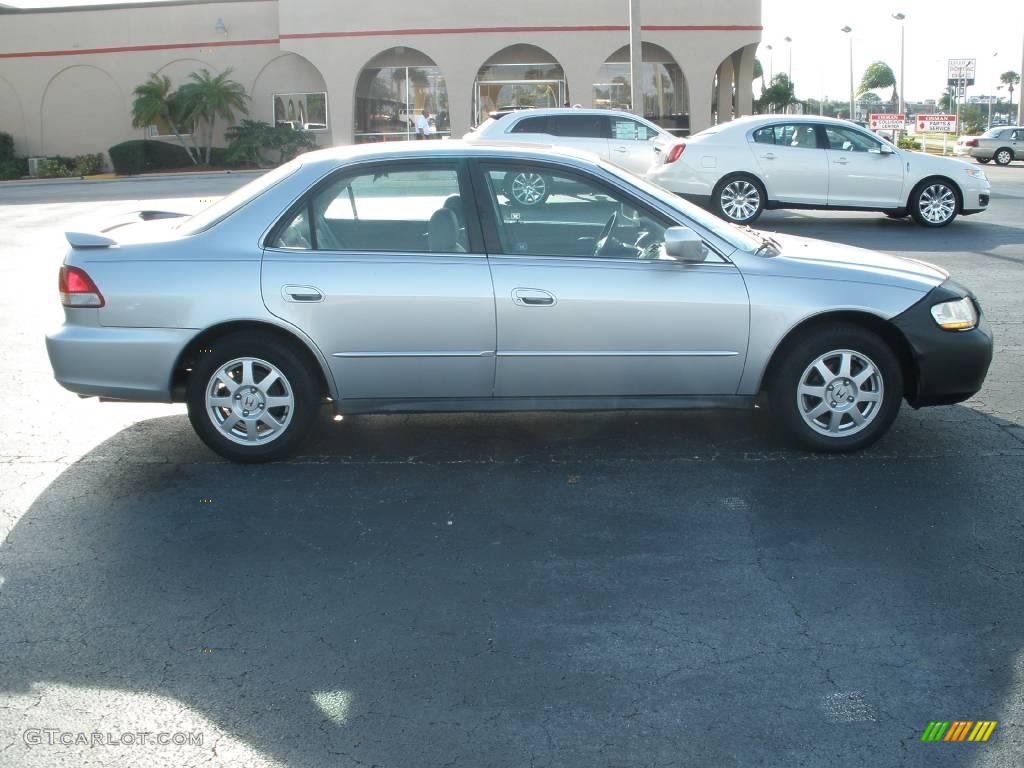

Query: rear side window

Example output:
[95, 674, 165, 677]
[753, 124, 819, 149]
[546, 115, 606, 138]
[610, 118, 656, 141]
[511, 116, 549, 134]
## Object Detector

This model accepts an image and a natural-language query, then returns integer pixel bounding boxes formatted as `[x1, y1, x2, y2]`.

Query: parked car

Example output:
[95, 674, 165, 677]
[647, 115, 991, 227]
[954, 126, 1023, 166]
[47, 142, 992, 462]
[464, 107, 673, 199]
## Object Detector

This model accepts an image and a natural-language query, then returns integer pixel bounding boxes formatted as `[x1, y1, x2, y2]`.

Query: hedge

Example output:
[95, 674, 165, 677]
[0, 132, 14, 162]
[108, 140, 193, 175]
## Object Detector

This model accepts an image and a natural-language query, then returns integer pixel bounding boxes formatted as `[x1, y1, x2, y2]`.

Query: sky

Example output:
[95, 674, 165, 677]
[4, 0, 1023, 105]
[761, 0, 1024, 104]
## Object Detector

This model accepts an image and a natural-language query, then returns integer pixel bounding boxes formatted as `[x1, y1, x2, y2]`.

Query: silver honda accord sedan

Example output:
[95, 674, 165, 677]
[46, 142, 993, 462]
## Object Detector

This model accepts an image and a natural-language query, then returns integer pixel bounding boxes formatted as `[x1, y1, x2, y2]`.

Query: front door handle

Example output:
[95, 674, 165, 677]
[833, 158, 849, 165]
[512, 288, 556, 307]
[282, 284, 324, 302]
[613, 146, 628, 153]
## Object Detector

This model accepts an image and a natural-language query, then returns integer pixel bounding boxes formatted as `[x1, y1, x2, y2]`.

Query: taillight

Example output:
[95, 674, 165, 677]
[665, 143, 686, 163]
[965, 139, 978, 147]
[59, 265, 105, 307]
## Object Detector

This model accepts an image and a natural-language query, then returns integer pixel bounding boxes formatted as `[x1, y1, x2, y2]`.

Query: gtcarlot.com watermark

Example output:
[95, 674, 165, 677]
[23, 728, 203, 748]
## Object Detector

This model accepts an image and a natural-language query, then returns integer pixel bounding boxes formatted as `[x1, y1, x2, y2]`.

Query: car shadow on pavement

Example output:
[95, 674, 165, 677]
[1, 407, 1021, 766]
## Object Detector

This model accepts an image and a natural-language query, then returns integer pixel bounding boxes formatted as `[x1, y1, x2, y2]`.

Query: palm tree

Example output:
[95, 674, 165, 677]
[177, 68, 249, 165]
[131, 74, 197, 164]
[1000, 71, 1020, 114]
[859, 61, 898, 107]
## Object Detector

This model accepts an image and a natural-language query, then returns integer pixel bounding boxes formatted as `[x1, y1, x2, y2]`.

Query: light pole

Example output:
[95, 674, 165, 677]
[784, 36, 793, 79]
[841, 26, 854, 119]
[765, 44, 774, 83]
[892, 13, 905, 117]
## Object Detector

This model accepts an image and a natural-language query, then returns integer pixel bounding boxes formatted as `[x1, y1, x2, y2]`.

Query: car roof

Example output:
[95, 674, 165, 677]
[297, 139, 604, 169]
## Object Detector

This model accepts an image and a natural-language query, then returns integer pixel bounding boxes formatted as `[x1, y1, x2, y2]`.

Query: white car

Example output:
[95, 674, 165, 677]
[646, 115, 991, 227]
[464, 108, 672, 204]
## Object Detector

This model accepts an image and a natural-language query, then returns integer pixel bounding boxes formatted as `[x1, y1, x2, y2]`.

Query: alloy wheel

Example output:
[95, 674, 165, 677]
[719, 180, 761, 222]
[995, 149, 1012, 166]
[509, 173, 547, 206]
[917, 183, 956, 225]
[205, 357, 295, 446]
[796, 349, 884, 438]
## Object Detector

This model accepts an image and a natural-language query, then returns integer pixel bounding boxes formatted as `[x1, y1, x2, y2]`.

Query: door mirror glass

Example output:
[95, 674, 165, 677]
[664, 226, 708, 263]
[869, 144, 896, 155]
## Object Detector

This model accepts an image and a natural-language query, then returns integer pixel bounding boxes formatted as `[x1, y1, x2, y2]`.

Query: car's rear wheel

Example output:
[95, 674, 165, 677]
[994, 148, 1014, 166]
[186, 332, 321, 463]
[909, 179, 958, 227]
[712, 175, 765, 224]
[505, 171, 550, 207]
[768, 325, 903, 452]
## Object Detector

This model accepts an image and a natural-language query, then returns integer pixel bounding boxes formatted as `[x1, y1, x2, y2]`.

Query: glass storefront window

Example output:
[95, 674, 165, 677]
[355, 65, 449, 143]
[273, 92, 328, 131]
[474, 48, 566, 125]
[593, 46, 689, 136]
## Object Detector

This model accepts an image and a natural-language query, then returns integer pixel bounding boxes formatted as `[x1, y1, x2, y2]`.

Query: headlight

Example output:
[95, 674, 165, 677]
[930, 297, 978, 331]
[965, 167, 987, 181]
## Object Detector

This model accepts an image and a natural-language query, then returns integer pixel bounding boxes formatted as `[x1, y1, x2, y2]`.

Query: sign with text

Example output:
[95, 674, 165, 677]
[947, 58, 976, 86]
[869, 113, 906, 130]
[917, 114, 958, 132]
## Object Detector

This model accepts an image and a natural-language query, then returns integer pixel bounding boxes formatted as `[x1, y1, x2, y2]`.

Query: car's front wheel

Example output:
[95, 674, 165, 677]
[186, 332, 321, 462]
[768, 325, 903, 452]
[909, 179, 958, 227]
[712, 175, 765, 224]
[993, 148, 1014, 166]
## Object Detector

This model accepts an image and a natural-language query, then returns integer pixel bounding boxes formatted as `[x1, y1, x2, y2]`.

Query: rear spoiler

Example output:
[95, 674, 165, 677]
[66, 231, 117, 249]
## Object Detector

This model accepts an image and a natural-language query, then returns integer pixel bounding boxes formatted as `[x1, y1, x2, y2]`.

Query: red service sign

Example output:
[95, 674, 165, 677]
[869, 113, 906, 130]
[917, 114, 957, 132]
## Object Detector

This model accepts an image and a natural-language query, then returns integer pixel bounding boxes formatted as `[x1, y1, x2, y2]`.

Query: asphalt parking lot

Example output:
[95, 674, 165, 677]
[1, 165, 1022, 767]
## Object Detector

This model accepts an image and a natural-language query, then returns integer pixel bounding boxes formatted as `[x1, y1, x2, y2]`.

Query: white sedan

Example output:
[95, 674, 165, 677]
[646, 115, 991, 227]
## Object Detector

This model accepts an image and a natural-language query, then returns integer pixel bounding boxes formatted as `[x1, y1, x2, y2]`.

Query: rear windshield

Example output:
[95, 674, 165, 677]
[981, 127, 1005, 138]
[175, 161, 301, 235]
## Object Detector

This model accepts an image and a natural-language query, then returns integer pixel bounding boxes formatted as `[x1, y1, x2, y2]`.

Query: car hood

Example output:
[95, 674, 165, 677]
[765, 232, 948, 290]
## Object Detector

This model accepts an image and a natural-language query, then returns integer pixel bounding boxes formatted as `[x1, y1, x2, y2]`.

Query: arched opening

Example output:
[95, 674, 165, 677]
[593, 43, 688, 135]
[41, 65, 123, 157]
[354, 48, 449, 143]
[473, 45, 565, 125]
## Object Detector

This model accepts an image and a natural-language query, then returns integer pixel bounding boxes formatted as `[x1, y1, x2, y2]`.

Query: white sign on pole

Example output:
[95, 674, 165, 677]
[869, 113, 906, 130]
[917, 114, 958, 132]
[946, 58, 976, 86]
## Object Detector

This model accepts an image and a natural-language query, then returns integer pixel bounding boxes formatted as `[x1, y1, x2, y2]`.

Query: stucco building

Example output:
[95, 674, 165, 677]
[0, 0, 761, 162]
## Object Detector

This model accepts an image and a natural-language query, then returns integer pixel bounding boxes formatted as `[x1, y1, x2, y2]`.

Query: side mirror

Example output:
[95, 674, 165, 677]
[869, 144, 896, 155]
[664, 226, 708, 263]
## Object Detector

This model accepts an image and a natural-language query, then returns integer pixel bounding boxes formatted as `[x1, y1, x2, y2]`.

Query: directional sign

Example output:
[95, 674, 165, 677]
[869, 113, 905, 130]
[917, 114, 958, 133]
[947, 58, 976, 86]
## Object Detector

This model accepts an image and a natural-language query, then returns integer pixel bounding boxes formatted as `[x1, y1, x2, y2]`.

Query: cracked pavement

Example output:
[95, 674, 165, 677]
[0, 167, 1022, 767]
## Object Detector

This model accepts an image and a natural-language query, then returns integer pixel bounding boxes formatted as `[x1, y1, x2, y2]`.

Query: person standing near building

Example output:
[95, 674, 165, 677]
[415, 108, 430, 140]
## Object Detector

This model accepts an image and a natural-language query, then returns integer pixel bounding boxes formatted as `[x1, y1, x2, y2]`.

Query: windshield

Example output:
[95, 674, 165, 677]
[597, 160, 762, 251]
[175, 160, 302, 235]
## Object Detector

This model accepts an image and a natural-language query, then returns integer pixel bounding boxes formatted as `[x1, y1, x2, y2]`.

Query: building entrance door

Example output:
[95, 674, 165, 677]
[474, 80, 565, 124]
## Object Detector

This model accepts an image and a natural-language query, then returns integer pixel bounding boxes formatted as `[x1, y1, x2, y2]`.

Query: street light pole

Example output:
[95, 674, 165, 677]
[784, 36, 793, 79]
[1019, 32, 1024, 125]
[765, 44, 773, 82]
[892, 13, 905, 116]
[841, 26, 854, 119]
[628, 0, 642, 117]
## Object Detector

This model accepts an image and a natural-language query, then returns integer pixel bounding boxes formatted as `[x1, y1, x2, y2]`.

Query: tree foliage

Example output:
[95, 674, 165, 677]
[225, 120, 317, 167]
[1000, 70, 1020, 88]
[176, 68, 249, 165]
[756, 73, 797, 113]
[131, 73, 197, 164]
[859, 61, 898, 104]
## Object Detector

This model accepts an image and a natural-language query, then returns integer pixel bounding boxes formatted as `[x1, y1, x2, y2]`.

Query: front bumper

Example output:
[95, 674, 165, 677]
[46, 321, 194, 402]
[891, 280, 993, 407]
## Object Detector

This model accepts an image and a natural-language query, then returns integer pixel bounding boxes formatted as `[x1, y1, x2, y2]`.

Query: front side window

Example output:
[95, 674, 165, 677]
[269, 163, 469, 253]
[481, 163, 700, 262]
[610, 117, 656, 141]
[823, 125, 883, 152]
[753, 124, 820, 149]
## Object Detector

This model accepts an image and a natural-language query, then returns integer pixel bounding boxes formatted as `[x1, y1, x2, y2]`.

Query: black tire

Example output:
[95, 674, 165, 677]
[993, 148, 1014, 166]
[186, 332, 321, 463]
[504, 171, 550, 207]
[909, 178, 959, 227]
[712, 174, 765, 224]
[768, 324, 903, 453]
[976, 157, 990, 164]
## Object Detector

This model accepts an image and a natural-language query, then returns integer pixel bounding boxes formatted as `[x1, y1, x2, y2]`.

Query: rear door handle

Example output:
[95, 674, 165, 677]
[613, 146, 628, 153]
[761, 152, 776, 160]
[282, 285, 324, 303]
[833, 158, 849, 165]
[512, 288, 556, 307]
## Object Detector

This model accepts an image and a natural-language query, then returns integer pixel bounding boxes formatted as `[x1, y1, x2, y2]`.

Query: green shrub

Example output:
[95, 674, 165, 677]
[896, 136, 920, 151]
[0, 132, 14, 162]
[208, 146, 248, 168]
[0, 156, 28, 180]
[108, 140, 192, 174]
[35, 153, 105, 178]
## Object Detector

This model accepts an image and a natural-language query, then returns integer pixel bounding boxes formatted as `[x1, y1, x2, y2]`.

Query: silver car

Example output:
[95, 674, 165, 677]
[954, 126, 1023, 165]
[46, 143, 993, 462]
